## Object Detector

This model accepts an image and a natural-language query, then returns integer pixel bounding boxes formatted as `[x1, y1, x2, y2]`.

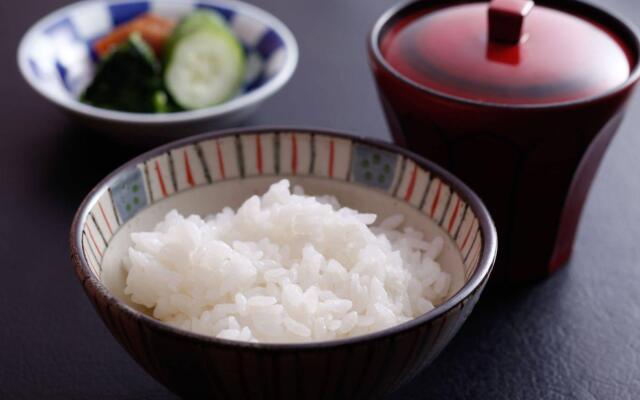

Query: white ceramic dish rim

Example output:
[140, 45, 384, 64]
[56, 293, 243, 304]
[17, 0, 299, 124]
[70, 126, 498, 349]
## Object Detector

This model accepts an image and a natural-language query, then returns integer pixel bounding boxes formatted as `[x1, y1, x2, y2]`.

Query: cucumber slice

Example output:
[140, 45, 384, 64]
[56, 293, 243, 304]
[167, 10, 230, 43]
[164, 11, 245, 109]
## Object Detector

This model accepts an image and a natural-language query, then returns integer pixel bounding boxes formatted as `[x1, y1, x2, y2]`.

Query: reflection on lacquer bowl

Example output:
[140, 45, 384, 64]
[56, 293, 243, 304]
[18, 0, 298, 142]
[70, 127, 496, 399]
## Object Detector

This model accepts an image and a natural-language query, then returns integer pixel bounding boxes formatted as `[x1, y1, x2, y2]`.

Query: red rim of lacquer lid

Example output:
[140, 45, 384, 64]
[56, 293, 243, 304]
[372, 0, 640, 108]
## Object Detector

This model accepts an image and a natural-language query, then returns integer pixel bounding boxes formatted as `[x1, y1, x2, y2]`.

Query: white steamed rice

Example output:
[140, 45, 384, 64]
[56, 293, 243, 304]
[124, 179, 450, 343]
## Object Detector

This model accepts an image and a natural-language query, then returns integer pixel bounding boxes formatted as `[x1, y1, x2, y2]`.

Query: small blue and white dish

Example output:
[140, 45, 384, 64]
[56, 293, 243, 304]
[18, 0, 298, 141]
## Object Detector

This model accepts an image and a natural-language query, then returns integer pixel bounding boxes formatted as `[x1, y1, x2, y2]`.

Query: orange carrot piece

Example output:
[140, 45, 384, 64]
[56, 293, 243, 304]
[94, 14, 175, 58]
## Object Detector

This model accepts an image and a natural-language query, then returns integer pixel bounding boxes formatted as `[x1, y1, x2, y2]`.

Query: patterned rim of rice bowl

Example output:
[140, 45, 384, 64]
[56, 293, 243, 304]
[70, 127, 497, 399]
[17, 0, 298, 125]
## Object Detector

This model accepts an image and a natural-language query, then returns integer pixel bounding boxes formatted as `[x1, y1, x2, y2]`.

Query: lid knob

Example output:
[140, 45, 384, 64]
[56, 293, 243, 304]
[488, 0, 534, 45]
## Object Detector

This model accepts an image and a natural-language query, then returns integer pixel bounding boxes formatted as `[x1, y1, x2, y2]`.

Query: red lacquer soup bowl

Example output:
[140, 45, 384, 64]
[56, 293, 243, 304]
[369, 0, 640, 284]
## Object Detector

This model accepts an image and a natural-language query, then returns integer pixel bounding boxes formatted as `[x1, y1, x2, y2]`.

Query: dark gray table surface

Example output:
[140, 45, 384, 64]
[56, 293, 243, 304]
[2, 0, 640, 399]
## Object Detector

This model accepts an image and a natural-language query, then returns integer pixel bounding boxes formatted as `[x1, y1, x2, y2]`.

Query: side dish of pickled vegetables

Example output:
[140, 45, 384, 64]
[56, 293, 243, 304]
[80, 10, 246, 113]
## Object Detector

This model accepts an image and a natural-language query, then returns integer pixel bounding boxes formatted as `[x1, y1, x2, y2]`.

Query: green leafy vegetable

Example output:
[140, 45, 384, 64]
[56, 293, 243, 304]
[81, 33, 169, 113]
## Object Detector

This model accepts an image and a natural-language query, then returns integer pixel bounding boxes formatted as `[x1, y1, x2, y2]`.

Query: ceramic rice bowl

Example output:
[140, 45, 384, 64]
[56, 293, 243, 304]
[70, 127, 497, 399]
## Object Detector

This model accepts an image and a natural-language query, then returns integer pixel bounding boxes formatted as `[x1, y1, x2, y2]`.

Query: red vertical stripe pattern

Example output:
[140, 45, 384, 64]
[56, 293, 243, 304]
[461, 219, 476, 252]
[448, 197, 462, 232]
[430, 181, 443, 217]
[97, 202, 113, 235]
[328, 139, 335, 178]
[155, 160, 168, 198]
[184, 150, 195, 187]
[291, 134, 298, 175]
[215, 140, 226, 179]
[404, 164, 418, 201]
[256, 136, 263, 174]
[87, 226, 102, 257]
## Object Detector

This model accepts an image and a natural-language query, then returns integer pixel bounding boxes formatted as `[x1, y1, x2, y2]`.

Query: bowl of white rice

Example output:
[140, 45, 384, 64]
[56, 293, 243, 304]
[71, 127, 496, 399]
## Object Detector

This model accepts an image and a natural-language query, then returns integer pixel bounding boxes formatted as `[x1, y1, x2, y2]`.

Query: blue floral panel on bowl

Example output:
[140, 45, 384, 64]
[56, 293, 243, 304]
[351, 143, 399, 191]
[110, 167, 149, 224]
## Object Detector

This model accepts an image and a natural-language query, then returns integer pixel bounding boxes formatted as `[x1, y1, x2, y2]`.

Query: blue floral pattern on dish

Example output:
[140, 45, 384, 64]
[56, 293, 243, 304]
[26, 0, 287, 98]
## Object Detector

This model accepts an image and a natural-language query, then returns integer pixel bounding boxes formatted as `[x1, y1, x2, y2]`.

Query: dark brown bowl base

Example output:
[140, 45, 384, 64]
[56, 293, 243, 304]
[77, 273, 488, 399]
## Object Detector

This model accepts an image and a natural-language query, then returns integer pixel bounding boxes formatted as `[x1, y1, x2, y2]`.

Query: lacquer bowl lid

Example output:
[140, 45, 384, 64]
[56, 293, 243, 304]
[376, 0, 640, 105]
